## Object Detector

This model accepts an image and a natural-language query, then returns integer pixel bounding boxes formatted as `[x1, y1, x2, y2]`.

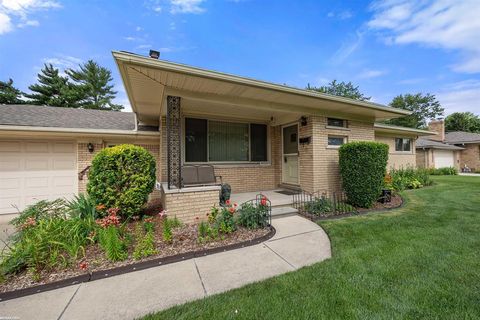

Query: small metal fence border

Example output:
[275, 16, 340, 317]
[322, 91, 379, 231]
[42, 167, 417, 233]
[293, 190, 356, 216]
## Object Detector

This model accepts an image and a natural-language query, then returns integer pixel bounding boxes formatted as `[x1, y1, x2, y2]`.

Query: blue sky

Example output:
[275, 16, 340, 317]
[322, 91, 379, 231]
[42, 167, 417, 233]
[1, 0, 479, 115]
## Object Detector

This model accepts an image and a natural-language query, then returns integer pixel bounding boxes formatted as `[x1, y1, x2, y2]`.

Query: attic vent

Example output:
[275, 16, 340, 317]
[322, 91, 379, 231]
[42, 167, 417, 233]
[149, 50, 160, 59]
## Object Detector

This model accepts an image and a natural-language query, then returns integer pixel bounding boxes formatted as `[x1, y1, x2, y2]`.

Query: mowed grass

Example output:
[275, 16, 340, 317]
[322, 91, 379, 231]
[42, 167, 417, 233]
[143, 176, 480, 319]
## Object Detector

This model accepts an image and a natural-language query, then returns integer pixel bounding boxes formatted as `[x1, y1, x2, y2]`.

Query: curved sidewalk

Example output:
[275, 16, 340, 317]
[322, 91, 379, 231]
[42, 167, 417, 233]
[0, 215, 331, 320]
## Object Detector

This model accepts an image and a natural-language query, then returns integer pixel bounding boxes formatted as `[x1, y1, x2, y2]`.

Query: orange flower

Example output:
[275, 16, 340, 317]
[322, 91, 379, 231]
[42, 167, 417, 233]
[229, 207, 235, 214]
[79, 261, 89, 271]
[95, 204, 106, 211]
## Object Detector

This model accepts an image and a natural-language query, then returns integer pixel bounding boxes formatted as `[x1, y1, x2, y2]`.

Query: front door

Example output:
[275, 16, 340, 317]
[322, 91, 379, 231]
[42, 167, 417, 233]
[282, 124, 299, 185]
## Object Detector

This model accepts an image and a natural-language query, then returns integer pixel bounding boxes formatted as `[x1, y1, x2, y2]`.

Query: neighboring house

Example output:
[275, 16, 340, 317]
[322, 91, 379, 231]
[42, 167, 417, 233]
[416, 119, 480, 171]
[0, 51, 433, 221]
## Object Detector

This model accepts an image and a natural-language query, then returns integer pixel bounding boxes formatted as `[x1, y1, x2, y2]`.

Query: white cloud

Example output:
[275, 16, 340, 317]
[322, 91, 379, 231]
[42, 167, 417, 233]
[43, 55, 82, 69]
[17, 18, 38, 27]
[135, 26, 143, 31]
[358, 69, 386, 79]
[0, 12, 12, 33]
[136, 44, 152, 50]
[368, 0, 480, 73]
[331, 30, 364, 64]
[0, 0, 60, 34]
[170, 0, 205, 14]
[327, 10, 353, 20]
[436, 80, 480, 115]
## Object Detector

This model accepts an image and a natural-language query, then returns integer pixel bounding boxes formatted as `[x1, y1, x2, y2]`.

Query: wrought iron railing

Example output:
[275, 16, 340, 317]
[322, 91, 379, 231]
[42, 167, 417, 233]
[293, 190, 357, 217]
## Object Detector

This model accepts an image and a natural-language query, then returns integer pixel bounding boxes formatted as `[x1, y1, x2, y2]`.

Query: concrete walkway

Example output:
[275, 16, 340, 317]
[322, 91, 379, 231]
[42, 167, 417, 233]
[0, 215, 331, 320]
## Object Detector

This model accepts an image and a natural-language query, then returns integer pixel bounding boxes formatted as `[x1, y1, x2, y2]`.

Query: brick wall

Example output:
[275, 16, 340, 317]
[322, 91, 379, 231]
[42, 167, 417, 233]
[77, 141, 162, 199]
[161, 188, 220, 223]
[459, 144, 480, 171]
[375, 134, 417, 170]
[428, 120, 445, 142]
[308, 117, 376, 193]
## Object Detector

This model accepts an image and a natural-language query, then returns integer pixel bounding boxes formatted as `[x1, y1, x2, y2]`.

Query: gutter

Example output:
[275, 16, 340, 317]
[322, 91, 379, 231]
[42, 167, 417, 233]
[112, 51, 412, 117]
[374, 123, 436, 136]
[0, 125, 160, 136]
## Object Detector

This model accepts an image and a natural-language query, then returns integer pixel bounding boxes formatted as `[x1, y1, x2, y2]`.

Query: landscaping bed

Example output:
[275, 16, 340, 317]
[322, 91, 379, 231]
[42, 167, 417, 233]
[0, 214, 271, 295]
[0, 145, 273, 299]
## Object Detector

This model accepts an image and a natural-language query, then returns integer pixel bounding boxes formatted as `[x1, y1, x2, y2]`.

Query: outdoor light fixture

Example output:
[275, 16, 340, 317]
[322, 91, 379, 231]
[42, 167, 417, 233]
[149, 50, 160, 59]
[300, 116, 308, 126]
[87, 143, 95, 153]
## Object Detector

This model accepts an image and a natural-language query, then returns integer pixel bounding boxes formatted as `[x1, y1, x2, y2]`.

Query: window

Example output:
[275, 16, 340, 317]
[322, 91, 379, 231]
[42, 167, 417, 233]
[395, 138, 411, 152]
[327, 118, 347, 128]
[185, 118, 207, 162]
[328, 135, 346, 146]
[185, 118, 268, 163]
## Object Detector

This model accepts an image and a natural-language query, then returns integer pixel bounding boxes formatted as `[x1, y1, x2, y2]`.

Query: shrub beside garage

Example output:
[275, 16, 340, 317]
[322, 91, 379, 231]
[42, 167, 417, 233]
[87, 144, 157, 218]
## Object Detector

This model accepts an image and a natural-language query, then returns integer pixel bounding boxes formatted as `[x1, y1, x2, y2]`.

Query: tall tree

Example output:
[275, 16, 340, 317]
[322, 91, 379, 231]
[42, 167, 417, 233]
[67, 60, 123, 111]
[384, 93, 444, 129]
[306, 80, 371, 101]
[25, 64, 80, 108]
[0, 79, 24, 104]
[445, 112, 480, 133]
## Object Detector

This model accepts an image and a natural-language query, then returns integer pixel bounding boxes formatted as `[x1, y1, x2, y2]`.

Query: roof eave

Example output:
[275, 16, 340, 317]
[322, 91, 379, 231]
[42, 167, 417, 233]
[374, 123, 436, 136]
[112, 51, 412, 120]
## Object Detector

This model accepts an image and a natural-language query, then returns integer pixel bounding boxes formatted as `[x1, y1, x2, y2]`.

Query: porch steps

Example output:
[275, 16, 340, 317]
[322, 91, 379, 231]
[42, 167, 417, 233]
[271, 206, 298, 219]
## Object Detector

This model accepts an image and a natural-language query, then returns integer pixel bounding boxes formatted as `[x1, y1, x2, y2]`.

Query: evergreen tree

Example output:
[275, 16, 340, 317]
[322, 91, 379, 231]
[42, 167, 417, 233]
[0, 79, 24, 104]
[384, 93, 444, 129]
[306, 80, 371, 101]
[25, 64, 80, 108]
[67, 60, 123, 111]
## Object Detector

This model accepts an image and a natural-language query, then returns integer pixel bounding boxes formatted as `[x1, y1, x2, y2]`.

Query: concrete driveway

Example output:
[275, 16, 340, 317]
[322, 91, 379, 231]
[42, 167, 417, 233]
[0, 215, 331, 320]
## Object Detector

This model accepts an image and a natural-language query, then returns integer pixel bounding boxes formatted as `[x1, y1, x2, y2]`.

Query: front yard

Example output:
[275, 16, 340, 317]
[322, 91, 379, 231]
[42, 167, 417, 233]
[144, 176, 480, 319]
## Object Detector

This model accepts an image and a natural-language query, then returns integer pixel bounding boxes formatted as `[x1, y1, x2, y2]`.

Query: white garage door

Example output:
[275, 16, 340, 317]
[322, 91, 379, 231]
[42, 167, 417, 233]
[434, 149, 455, 168]
[0, 140, 77, 214]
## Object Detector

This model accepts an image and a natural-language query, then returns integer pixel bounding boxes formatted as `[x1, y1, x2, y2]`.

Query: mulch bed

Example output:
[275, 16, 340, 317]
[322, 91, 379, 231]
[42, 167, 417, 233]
[299, 194, 403, 221]
[0, 215, 271, 295]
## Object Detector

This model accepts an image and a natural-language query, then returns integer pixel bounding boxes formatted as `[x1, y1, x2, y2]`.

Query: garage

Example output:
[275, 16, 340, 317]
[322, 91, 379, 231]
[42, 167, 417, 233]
[0, 140, 77, 214]
[434, 149, 455, 168]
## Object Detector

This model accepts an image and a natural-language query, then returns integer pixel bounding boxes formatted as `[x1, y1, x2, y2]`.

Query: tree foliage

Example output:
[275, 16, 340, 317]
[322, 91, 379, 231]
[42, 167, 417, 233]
[66, 60, 123, 111]
[24, 64, 81, 108]
[445, 112, 480, 133]
[384, 93, 444, 129]
[306, 80, 371, 101]
[0, 79, 24, 104]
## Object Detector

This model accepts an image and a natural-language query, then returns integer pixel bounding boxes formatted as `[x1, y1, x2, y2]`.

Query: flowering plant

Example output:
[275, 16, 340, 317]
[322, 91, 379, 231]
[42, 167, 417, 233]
[95, 207, 121, 228]
[20, 217, 37, 230]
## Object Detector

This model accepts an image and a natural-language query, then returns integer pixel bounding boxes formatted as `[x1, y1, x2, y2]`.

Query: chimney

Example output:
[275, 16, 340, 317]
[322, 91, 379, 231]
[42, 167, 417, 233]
[149, 50, 160, 59]
[428, 119, 445, 142]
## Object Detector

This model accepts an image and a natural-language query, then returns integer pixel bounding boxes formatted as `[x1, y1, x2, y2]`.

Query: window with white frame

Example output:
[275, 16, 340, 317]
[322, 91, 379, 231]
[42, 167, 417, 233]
[328, 135, 346, 146]
[395, 138, 411, 152]
[327, 118, 347, 128]
[184, 118, 268, 163]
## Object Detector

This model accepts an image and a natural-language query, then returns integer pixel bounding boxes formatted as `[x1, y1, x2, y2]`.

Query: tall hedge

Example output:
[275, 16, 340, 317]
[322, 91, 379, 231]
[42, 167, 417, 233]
[87, 144, 156, 218]
[339, 141, 389, 208]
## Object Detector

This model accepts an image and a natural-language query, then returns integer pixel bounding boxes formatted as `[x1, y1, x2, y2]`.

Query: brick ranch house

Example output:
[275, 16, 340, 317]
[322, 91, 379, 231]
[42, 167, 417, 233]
[0, 51, 433, 222]
[416, 119, 480, 170]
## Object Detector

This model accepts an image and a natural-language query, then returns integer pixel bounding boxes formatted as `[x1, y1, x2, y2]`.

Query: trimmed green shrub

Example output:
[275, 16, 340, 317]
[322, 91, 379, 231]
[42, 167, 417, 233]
[87, 144, 156, 218]
[339, 141, 389, 208]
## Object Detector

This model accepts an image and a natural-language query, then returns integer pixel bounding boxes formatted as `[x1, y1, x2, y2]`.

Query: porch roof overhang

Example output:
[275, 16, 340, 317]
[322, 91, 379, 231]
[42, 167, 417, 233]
[113, 51, 412, 126]
[374, 123, 436, 137]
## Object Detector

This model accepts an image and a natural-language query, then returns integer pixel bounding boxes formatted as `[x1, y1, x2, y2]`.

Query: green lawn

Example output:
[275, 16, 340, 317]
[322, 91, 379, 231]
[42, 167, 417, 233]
[143, 176, 480, 319]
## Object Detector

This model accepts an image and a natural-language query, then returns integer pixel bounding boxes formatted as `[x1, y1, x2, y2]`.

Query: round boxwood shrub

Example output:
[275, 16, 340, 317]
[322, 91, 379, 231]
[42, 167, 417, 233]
[339, 141, 389, 208]
[87, 144, 156, 218]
